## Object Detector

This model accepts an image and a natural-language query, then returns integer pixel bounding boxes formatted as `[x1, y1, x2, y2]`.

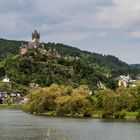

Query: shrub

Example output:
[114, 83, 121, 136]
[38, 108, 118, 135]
[115, 110, 126, 119]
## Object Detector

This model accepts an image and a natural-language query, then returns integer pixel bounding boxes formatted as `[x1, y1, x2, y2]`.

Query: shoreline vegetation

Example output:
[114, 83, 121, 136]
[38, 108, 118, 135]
[0, 104, 23, 110]
[0, 104, 139, 120]
[23, 84, 140, 120]
[33, 111, 140, 120]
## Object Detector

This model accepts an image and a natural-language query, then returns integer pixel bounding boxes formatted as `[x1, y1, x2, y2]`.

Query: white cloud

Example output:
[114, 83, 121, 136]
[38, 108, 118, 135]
[42, 31, 92, 43]
[95, 0, 140, 29]
[129, 30, 140, 38]
[0, 0, 140, 63]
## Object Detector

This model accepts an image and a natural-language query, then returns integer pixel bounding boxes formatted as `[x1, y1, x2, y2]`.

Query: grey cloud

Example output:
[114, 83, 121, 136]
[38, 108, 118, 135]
[0, 0, 140, 63]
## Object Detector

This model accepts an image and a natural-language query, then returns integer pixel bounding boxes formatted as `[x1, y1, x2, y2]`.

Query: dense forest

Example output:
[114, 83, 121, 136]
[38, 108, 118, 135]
[0, 51, 116, 91]
[131, 64, 140, 69]
[0, 38, 138, 77]
[0, 38, 139, 92]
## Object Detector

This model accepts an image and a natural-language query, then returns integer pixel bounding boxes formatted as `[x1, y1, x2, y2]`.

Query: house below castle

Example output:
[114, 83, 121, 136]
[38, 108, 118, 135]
[20, 30, 61, 58]
[117, 75, 136, 88]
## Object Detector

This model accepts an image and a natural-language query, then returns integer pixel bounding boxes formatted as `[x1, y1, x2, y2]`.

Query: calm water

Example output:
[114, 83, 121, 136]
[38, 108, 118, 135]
[0, 110, 140, 140]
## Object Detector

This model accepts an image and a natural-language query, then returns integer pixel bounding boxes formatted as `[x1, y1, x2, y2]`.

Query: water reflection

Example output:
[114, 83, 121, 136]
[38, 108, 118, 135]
[0, 128, 70, 140]
[0, 110, 140, 140]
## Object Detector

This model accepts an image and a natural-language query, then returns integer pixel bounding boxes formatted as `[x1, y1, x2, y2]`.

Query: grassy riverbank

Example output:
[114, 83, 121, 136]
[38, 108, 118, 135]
[31, 110, 140, 120]
[0, 104, 23, 110]
[0, 104, 138, 120]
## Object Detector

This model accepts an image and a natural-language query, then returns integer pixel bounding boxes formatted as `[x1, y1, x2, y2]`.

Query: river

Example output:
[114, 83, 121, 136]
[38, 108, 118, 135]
[0, 110, 140, 140]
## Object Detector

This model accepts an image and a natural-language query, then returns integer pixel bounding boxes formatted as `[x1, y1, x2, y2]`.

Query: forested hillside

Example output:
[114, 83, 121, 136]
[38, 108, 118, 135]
[0, 38, 137, 78]
[131, 64, 140, 69]
[0, 52, 117, 90]
[0, 38, 139, 102]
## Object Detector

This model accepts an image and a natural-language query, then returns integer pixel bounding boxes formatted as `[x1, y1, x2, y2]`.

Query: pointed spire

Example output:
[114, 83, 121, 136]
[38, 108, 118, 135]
[32, 30, 40, 42]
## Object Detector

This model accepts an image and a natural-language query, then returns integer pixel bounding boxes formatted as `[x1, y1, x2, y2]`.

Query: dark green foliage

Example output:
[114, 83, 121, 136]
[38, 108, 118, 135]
[115, 110, 126, 119]
[0, 38, 139, 95]
[0, 98, 2, 104]
[0, 38, 21, 60]
[0, 39, 139, 77]
[1, 52, 118, 90]
[0, 67, 5, 77]
[131, 64, 140, 69]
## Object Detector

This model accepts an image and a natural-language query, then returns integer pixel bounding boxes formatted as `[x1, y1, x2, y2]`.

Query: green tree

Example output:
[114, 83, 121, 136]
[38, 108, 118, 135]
[100, 89, 117, 117]
[116, 87, 135, 111]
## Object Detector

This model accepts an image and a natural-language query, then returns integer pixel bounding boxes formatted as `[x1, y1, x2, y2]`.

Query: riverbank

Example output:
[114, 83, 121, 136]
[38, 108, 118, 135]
[0, 104, 23, 110]
[30, 110, 140, 120]
[1, 104, 139, 120]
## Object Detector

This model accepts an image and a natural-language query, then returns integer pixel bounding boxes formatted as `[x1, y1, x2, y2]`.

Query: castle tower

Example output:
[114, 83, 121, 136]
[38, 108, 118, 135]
[19, 30, 60, 57]
[19, 42, 27, 55]
[32, 30, 40, 43]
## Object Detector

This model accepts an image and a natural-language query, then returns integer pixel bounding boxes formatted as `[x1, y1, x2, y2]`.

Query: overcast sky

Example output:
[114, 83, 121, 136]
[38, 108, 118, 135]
[0, 0, 140, 64]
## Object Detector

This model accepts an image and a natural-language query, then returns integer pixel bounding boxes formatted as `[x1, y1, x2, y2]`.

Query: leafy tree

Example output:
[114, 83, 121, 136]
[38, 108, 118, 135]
[24, 84, 93, 117]
[100, 89, 117, 117]
[116, 87, 135, 111]
[5, 96, 13, 106]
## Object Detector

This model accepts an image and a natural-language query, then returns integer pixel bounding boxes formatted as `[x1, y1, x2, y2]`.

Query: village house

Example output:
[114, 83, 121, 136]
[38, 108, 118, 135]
[117, 75, 136, 87]
[0, 76, 23, 104]
[0, 91, 7, 99]
[97, 82, 106, 89]
[11, 90, 21, 98]
[2, 75, 10, 83]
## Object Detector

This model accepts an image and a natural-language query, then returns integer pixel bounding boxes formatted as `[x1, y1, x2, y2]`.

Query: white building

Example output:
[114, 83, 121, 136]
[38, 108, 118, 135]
[118, 75, 136, 87]
[2, 75, 10, 83]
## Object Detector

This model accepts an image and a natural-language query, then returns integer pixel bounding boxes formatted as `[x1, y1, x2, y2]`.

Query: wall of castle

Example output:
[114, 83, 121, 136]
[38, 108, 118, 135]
[20, 48, 27, 55]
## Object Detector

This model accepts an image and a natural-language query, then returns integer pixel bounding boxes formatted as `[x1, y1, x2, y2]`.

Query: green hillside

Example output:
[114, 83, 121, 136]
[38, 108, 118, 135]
[0, 52, 116, 90]
[0, 38, 133, 74]
[0, 38, 139, 91]
[131, 64, 140, 69]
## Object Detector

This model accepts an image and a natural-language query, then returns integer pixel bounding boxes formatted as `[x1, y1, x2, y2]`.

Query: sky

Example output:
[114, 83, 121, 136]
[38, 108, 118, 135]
[0, 0, 140, 64]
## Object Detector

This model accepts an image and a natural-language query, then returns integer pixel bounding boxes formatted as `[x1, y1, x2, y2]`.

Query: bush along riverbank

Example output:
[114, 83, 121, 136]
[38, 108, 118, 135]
[23, 84, 140, 120]
[35, 111, 139, 120]
[0, 104, 23, 110]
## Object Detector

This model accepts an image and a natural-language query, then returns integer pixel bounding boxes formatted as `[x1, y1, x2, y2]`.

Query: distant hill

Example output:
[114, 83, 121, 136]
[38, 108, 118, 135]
[0, 38, 139, 90]
[0, 38, 131, 70]
[131, 64, 140, 69]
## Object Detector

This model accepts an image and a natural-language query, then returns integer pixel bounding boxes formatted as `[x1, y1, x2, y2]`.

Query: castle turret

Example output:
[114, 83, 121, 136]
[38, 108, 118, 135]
[20, 42, 28, 55]
[19, 30, 60, 57]
[32, 30, 40, 43]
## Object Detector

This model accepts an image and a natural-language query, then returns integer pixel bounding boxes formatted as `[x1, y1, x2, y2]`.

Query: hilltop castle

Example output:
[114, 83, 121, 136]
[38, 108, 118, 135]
[19, 30, 60, 58]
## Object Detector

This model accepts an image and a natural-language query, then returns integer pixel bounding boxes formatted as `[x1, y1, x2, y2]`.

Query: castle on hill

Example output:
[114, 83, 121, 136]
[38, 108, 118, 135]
[19, 30, 61, 58]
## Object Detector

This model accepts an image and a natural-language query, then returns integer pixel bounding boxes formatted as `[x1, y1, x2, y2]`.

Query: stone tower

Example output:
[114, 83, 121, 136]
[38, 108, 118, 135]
[20, 30, 44, 55]
[32, 30, 40, 43]
[19, 30, 61, 57]
[19, 42, 27, 55]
